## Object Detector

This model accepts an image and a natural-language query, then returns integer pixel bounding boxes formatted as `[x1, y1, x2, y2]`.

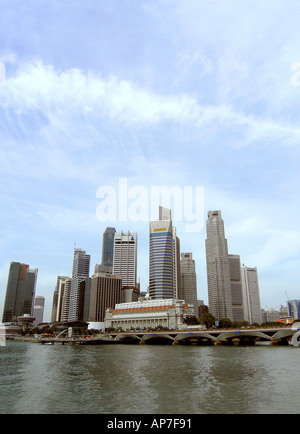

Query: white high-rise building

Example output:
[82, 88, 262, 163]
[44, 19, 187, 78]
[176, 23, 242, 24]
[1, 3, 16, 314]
[241, 266, 262, 324]
[68, 248, 90, 321]
[205, 210, 233, 321]
[55, 276, 72, 322]
[113, 231, 137, 288]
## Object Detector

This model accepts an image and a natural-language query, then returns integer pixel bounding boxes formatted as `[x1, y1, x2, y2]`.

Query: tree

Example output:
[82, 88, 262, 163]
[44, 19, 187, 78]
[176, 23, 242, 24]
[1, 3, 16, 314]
[199, 313, 215, 329]
[219, 318, 232, 328]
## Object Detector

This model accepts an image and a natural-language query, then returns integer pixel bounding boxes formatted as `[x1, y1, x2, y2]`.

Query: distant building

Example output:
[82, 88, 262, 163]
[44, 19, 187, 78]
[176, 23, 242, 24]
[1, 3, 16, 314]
[180, 253, 198, 312]
[33, 296, 45, 326]
[122, 286, 140, 303]
[205, 211, 233, 321]
[69, 248, 90, 321]
[262, 308, 280, 323]
[287, 300, 300, 320]
[54, 276, 72, 322]
[2, 262, 38, 323]
[113, 231, 137, 288]
[198, 301, 209, 318]
[94, 264, 112, 274]
[78, 277, 91, 323]
[241, 266, 262, 324]
[228, 254, 245, 322]
[149, 207, 180, 299]
[101, 227, 116, 271]
[88, 272, 123, 323]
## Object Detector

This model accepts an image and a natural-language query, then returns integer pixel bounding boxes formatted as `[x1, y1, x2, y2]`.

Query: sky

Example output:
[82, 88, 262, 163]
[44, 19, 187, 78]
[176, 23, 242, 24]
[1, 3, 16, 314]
[1, 0, 300, 322]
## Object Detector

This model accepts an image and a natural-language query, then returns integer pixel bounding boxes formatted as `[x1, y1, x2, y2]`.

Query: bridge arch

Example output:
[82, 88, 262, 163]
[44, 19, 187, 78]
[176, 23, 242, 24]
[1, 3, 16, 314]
[141, 333, 175, 345]
[175, 332, 217, 345]
[116, 333, 142, 344]
[216, 330, 272, 345]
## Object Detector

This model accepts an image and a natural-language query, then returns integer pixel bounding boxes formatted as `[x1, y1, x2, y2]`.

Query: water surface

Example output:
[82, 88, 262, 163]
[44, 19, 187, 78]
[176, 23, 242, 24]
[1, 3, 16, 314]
[0, 341, 299, 414]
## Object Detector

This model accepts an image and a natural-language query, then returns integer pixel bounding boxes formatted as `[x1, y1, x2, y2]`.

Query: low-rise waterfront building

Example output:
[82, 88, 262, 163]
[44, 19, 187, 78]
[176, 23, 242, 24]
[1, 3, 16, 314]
[104, 298, 194, 331]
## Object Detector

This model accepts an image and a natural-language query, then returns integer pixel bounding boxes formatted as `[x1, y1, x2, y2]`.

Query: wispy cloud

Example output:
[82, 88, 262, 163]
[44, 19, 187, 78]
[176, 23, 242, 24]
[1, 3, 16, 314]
[2, 59, 300, 146]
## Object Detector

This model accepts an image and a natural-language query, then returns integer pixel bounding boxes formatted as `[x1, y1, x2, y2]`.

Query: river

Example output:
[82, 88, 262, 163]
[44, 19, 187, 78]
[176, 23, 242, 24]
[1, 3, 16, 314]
[0, 340, 299, 414]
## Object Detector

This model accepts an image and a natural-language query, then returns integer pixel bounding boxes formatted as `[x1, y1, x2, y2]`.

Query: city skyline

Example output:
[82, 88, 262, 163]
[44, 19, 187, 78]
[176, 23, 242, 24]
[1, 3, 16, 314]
[1, 1, 300, 321]
[0, 208, 287, 325]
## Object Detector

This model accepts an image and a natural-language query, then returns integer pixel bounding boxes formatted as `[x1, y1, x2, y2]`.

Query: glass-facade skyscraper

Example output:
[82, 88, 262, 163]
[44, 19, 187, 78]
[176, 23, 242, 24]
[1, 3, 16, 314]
[101, 227, 116, 268]
[205, 210, 233, 321]
[149, 207, 180, 299]
[2, 262, 38, 323]
[68, 248, 90, 321]
[287, 299, 300, 320]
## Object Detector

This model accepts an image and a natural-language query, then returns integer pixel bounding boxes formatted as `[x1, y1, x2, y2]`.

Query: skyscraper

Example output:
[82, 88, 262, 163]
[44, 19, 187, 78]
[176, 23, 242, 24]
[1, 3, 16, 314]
[113, 231, 137, 287]
[33, 296, 45, 326]
[53, 276, 72, 322]
[149, 207, 180, 299]
[173, 226, 181, 299]
[180, 253, 198, 312]
[287, 299, 300, 320]
[241, 266, 262, 324]
[88, 272, 123, 323]
[68, 248, 90, 321]
[2, 262, 38, 323]
[205, 211, 233, 321]
[228, 254, 245, 322]
[101, 227, 116, 271]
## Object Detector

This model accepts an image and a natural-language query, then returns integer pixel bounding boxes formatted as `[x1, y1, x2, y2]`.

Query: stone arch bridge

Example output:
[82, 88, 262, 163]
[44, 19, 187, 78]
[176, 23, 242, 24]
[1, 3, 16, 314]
[109, 327, 300, 347]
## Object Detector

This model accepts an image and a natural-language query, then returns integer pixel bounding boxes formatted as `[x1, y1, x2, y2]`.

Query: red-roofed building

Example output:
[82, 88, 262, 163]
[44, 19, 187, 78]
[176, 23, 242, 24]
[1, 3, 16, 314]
[104, 298, 194, 331]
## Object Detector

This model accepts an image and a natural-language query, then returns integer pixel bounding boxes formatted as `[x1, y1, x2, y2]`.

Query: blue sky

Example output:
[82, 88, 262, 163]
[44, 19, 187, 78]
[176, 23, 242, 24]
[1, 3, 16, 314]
[1, 0, 300, 321]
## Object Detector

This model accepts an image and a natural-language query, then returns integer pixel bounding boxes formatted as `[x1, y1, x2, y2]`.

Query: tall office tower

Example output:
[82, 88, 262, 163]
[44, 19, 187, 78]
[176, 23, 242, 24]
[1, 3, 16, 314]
[54, 276, 72, 322]
[180, 253, 198, 311]
[113, 231, 137, 287]
[159, 206, 171, 220]
[33, 296, 45, 326]
[78, 277, 91, 322]
[173, 227, 181, 299]
[228, 254, 245, 322]
[149, 206, 179, 299]
[2, 262, 38, 323]
[241, 266, 262, 324]
[205, 211, 233, 321]
[51, 286, 58, 323]
[68, 248, 90, 321]
[88, 272, 123, 323]
[101, 227, 116, 272]
[52, 276, 66, 322]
